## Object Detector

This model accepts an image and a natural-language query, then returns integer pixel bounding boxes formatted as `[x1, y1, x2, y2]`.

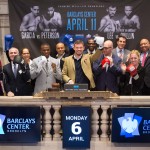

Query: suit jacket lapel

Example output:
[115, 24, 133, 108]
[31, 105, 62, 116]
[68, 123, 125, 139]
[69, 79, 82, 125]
[70, 56, 75, 71]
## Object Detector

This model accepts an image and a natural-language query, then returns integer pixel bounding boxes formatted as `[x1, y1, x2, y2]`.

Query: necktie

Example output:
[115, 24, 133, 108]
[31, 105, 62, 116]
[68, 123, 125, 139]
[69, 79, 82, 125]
[13, 64, 17, 78]
[142, 52, 146, 67]
[45, 59, 50, 75]
[119, 50, 123, 60]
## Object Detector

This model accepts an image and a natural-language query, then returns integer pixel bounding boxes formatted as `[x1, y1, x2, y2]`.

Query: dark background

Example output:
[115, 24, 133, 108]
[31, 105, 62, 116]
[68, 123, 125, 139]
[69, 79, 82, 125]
[8, 0, 149, 58]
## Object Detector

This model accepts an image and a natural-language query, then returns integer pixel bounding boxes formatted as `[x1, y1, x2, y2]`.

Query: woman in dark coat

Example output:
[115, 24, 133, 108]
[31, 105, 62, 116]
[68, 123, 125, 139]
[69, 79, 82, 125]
[120, 50, 144, 95]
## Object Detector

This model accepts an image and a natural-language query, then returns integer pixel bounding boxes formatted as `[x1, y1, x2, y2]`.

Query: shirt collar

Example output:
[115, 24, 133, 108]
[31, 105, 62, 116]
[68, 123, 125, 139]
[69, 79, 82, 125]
[87, 49, 96, 54]
[11, 61, 18, 68]
[117, 47, 124, 53]
[56, 52, 65, 59]
[104, 54, 113, 58]
[73, 54, 82, 60]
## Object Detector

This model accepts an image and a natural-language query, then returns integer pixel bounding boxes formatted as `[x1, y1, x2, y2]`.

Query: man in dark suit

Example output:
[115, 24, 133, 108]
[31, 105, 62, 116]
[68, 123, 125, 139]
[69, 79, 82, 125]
[93, 40, 122, 94]
[0, 60, 4, 95]
[143, 54, 150, 95]
[140, 38, 150, 67]
[3, 47, 31, 96]
[140, 38, 150, 95]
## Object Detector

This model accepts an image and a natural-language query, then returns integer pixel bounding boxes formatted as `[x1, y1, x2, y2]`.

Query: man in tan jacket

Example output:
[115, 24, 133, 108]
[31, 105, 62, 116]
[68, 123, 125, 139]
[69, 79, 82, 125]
[62, 38, 104, 89]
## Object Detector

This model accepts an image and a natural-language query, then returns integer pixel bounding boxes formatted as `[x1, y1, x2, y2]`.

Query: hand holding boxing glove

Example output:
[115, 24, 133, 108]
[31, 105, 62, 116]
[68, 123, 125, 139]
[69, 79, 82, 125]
[126, 64, 139, 79]
[35, 56, 47, 73]
[106, 56, 113, 67]
[94, 36, 104, 50]
[101, 57, 110, 69]
[39, 56, 47, 65]
[4, 34, 14, 52]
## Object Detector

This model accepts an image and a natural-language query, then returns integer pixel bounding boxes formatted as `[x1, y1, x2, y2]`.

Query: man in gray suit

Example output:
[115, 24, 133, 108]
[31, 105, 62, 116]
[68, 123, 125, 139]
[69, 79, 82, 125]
[112, 35, 130, 63]
[30, 43, 62, 94]
[112, 35, 130, 95]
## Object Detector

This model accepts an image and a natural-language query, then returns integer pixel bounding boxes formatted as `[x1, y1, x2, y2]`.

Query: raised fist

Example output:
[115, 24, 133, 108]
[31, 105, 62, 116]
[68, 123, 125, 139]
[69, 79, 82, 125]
[94, 36, 104, 50]
[126, 64, 138, 78]
[101, 57, 110, 69]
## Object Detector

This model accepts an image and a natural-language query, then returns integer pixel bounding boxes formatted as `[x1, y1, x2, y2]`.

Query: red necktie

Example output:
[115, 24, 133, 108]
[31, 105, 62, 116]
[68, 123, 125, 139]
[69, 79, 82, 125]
[142, 52, 146, 67]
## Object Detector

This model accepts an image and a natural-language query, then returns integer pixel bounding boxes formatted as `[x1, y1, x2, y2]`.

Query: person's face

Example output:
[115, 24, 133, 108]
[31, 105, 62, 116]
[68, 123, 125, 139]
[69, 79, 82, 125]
[41, 45, 50, 58]
[103, 42, 113, 56]
[73, 43, 85, 56]
[140, 39, 150, 52]
[108, 7, 116, 17]
[56, 43, 65, 56]
[31, 6, 39, 16]
[48, 7, 54, 17]
[117, 37, 126, 49]
[22, 48, 30, 62]
[9, 48, 19, 61]
[125, 6, 132, 17]
[87, 39, 96, 52]
[130, 53, 139, 66]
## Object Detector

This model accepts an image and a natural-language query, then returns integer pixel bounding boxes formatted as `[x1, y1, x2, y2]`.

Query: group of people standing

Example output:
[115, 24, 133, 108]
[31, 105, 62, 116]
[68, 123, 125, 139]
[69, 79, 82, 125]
[0, 35, 150, 96]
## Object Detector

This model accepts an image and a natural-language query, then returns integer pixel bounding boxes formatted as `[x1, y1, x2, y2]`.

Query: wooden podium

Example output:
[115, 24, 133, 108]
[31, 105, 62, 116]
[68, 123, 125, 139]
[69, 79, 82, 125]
[34, 90, 118, 99]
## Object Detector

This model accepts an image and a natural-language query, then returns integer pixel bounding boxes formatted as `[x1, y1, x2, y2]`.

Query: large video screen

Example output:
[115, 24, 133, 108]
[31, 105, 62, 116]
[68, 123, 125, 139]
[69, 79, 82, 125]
[0, 106, 41, 143]
[111, 107, 150, 143]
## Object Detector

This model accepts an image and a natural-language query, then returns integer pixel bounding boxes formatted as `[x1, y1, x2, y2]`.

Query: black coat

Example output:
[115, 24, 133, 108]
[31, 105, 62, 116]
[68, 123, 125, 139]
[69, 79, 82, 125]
[3, 63, 31, 96]
[142, 55, 150, 95]
[120, 64, 144, 95]
[93, 54, 122, 94]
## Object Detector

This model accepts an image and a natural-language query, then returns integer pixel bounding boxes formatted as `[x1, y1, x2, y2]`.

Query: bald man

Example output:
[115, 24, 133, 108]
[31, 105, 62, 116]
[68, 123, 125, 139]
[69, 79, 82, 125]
[93, 40, 122, 94]
[3, 47, 31, 96]
[140, 39, 150, 66]
[140, 39, 150, 95]
[55, 42, 70, 70]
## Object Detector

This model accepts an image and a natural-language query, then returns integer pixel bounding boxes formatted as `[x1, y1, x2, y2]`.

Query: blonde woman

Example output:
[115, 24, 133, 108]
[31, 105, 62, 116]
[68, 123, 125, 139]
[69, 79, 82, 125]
[120, 50, 144, 95]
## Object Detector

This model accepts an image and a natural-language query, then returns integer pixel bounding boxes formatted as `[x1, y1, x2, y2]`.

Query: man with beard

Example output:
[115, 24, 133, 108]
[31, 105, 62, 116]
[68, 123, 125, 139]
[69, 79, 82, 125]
[98, 5, 120, 33]
[83, 38, 97, 54]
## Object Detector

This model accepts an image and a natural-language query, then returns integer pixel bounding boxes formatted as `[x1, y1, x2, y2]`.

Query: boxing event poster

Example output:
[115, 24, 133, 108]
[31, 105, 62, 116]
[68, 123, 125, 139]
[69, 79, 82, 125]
[8, 0, 150, 58]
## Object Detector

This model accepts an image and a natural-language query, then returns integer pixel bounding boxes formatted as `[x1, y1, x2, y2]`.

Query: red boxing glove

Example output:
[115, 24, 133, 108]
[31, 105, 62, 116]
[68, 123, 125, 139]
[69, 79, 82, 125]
[101, 57, 110, 69]
[126, 64, 138, 77]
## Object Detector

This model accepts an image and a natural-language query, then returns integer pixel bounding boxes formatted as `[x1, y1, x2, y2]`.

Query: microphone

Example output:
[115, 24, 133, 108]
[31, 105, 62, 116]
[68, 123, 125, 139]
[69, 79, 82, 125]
[13, 55, 23, 65]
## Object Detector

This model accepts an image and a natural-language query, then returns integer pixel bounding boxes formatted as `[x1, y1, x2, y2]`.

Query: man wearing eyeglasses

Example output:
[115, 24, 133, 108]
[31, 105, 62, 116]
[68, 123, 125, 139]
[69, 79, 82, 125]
[92, 40, 122, 94]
